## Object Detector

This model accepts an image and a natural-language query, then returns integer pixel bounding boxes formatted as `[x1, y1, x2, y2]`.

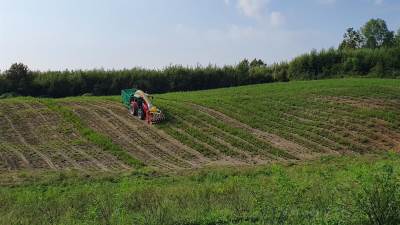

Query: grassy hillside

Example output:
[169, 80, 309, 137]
[50, 77, 396, 165]
[1, 78, 400, 224]
[0, 79, 399, 178]
[155, 78, 400, 160]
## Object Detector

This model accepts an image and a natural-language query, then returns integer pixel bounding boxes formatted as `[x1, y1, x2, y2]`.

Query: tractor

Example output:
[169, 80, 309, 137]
[121, 89, 165, 124]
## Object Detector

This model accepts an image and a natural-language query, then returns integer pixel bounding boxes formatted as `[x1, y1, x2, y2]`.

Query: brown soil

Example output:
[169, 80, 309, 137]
[67, 100, 209, 170]
[2, 96, 399, 174]
[320, 96, 400, 110]
[189, 103, 318, 160]
[0, 101, 129, 172]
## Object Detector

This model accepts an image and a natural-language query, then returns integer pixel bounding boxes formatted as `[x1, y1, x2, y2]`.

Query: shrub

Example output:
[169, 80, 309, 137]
[356, 165, 400, 225]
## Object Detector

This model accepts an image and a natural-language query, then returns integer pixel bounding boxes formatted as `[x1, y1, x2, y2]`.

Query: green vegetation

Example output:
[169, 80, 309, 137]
[152, 79, 400, 159]
[1, 154, 400, 225]
[1, 78, 400, 224]
[340, 18, 396, 49]
[1, 78, 398, 173]
[1, 19, 400, 98]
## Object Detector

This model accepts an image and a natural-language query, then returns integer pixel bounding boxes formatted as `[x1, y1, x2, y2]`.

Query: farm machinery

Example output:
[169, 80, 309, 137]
[121, 89, 165, 124]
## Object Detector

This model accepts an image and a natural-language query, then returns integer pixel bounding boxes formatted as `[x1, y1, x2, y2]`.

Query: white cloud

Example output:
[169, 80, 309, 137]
[234, 0, 285, 27]
[224, 0, 231, 5]
[237, 0, 269, 18]
[270, 11, 285, 27]
[374, 0, 383, 5]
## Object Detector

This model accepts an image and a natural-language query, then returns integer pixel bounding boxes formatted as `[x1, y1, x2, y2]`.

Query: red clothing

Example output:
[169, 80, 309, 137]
[142, 102, 151, 124]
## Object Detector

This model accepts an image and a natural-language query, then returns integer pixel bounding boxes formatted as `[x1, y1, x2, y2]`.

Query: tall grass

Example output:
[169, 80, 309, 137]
[1, 154, 400, 225]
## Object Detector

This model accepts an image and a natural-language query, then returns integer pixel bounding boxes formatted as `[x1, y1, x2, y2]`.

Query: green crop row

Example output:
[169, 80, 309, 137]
[160, 102, 240, 158]
[41, 99, 144, 169]
[169, 101, 294, 160]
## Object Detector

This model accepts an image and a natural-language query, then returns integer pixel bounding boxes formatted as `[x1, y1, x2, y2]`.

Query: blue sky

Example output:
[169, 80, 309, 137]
[0, 0, 399, 71]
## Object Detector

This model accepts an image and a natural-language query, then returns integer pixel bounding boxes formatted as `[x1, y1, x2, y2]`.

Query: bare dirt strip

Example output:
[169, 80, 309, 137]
[189, 103, 319, 160]
[171, 111, 277, 163]
[282, 109, 393, 153]
[65, 100, 209, 170]
[312, 96, 400, 152]
[319, 96, 400, 111]
[0, 101, 129, 172]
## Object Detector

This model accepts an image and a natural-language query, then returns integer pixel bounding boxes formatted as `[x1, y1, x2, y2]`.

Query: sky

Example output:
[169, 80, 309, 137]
[0, 0, 399, 71]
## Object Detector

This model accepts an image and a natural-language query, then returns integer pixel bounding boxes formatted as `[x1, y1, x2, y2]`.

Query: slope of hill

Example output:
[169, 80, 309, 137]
[1, 78, 400, 224]
[0, 79, 399, 179]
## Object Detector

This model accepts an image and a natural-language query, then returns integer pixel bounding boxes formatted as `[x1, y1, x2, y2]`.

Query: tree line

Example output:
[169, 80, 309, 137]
[1, 18, 399, 98]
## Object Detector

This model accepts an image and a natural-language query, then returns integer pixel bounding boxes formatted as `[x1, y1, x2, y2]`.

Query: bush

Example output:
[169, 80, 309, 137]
[4, 63, 33, 95]
[0, 76, 9, 94]
[356, 165, 400, 225]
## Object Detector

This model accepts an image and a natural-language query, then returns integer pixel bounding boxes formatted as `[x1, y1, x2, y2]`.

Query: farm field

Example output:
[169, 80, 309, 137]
[0, 78, 400, 224]
[0, 79, 400, 178]
[0, 100, 130, 172]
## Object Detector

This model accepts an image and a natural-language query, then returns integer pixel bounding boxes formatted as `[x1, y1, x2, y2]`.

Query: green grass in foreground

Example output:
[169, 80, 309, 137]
[1, 153, 400, 225]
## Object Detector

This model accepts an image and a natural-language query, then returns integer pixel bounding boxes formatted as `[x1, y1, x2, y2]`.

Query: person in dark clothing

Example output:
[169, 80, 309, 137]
[137, 97, 143, 109]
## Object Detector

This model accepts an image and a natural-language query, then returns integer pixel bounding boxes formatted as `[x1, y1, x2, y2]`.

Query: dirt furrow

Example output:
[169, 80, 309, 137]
[319, 96, 400, 111]
[89, 104, 189, 169]
[280, 112, 368, 153]
[212, 135, 265, 164]
[189, 103, 318, 159]
[262, 96, 399, 153]
[3, 114, 56, 169]
[283, 110, 391, 152]
[168, 126, 221, 159]
[218, 101, 338, 155]
[169, 114, 269, 163]
[0, 143, 31, 168]
[0, 104, 45, 167]
[0, 151, 13, 171]
[0, 145, 21, 171]
[87, 102, 199, 168]
[19, 108, 84, 171]
[179, 112, 278, 162]
[185, 111, 289, 161]
[70, 105, 169, 168]
[170, 127, 249, 166]
[94, 101, 208, 165]
[294, 102, 400, 151]
[69, 103, 178, 169]
[26, 102, 114, 171]
[163, 101, 282, 161]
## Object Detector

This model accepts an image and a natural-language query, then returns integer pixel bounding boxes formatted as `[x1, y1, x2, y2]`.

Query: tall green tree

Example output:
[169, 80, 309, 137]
[5, 63, 33, 95]
[395, 29, 400, 47]
[339, 28, 364, 50]
[250, 58, 265, 67]
[236, 59, 250, 84]
[361, 18, 395, 48]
